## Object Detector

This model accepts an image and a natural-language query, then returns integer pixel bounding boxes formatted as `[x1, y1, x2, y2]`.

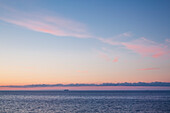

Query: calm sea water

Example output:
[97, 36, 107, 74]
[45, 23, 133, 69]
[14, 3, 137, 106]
[0, 91, 170, 113]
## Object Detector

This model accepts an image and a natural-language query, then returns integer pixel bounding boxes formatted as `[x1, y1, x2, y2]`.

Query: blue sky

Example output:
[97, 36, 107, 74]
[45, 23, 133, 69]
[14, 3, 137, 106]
[0, 0, 170, 86]
[1, 0, 170, 39]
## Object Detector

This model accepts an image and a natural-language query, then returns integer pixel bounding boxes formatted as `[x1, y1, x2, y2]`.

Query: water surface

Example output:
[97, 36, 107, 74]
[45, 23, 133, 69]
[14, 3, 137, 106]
[0, 91, 170, 113]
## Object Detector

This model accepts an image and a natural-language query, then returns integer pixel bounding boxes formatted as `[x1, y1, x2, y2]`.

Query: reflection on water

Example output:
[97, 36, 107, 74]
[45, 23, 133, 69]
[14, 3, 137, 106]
[0, 91, 170, 113]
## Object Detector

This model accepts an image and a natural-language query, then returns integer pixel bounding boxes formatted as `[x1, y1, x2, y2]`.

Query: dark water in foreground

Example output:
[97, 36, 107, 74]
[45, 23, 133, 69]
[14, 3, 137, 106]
[0, 91, 170, 113]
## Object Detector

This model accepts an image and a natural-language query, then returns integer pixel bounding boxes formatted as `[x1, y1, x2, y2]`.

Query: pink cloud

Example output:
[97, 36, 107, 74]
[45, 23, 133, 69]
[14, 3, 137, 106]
[166, 39, 170, 43]
[0, 5, 92, 39]
[122, 37, 170, 58]
[112, 57, 119, 62]
[97, 35, 170, 59]
[137, 68, 160, 71]
[0, 5, 169, 59]
[97, 50, 119, 63]
[98, 36, 170, 58]
[1, 17, 92, 38]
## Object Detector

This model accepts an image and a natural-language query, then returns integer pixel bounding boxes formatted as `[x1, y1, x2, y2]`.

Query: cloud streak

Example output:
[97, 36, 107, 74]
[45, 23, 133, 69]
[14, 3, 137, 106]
[97, 50, 119, 62]
[0, 5, 92, 38]
[97, 34, 170, 58]
[0, 5, 169, 59]
[122, 37, 170, 58]
[98, 32, 132, 46]
[112, 57, 119, 62]
[1, 82, 170, 88]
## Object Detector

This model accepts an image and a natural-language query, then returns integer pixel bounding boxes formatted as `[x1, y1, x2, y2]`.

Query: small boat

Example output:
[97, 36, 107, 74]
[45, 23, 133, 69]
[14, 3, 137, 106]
[64, 89, 69, 91]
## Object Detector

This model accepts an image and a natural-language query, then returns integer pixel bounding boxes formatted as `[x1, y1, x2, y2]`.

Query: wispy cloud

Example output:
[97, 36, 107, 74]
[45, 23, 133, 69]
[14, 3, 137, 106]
[112, 57, 119, 62]
[122, 37, 170, 58]
[166, 39, 170, 43]
[98, 32, 132, 46]
[0, 5, 92, 38]
[98, 35, 170, 58]
[137, 68, 160, 71]
[1, 82, 170, 88]
[95, 48, 120, 62]
[118, 32, 133, 37]
[0, 5, 169, 59]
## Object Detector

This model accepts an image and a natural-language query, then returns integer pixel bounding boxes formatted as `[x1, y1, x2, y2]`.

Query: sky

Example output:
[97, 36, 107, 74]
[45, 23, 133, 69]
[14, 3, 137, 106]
[0, 0, 170, 89]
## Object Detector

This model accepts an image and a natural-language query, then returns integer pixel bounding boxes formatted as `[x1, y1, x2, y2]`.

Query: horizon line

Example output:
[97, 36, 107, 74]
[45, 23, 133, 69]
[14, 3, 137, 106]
[1, 82, 170, 88]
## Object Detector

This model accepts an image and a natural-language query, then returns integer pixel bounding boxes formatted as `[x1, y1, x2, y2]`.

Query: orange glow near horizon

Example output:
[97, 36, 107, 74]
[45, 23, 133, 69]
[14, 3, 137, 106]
[0, 1, 170, 89]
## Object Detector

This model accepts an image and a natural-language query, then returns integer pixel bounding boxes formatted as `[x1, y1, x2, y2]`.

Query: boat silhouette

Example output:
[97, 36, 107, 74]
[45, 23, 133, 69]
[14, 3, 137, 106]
[64, 89, 69, 91]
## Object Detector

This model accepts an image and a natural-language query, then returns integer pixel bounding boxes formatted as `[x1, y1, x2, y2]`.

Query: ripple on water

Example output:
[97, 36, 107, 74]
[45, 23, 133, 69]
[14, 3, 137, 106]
[0, 91, 170, 113]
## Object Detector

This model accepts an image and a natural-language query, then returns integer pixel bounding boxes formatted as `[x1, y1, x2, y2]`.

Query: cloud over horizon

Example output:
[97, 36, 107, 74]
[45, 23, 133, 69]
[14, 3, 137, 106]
[0, 82, 170, 88]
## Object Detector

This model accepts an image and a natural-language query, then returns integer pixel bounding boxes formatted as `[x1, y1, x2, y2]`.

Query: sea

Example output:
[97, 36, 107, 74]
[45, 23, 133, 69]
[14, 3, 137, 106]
[0, 90, 170, 113]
